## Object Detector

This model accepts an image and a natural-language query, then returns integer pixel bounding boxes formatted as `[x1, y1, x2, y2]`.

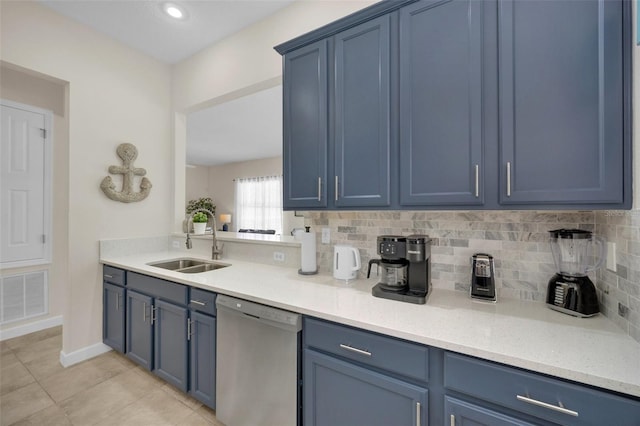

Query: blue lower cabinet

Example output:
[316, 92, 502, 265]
[154, 299, 189, 392]
[126, 290, 153, 370]
[446, 396, 535, 426]
[304, 349, 427, 426]
[189, 311, 216, 409]
[103, 282, 126, 353]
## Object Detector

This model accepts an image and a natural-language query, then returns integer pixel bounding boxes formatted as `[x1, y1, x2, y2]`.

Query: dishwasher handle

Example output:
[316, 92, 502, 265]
[216, 294, 302, 333]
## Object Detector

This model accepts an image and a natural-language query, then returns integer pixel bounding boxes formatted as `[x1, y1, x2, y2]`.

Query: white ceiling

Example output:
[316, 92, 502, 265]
[37, 0, 294, 166]
[187, 85, 282, 166]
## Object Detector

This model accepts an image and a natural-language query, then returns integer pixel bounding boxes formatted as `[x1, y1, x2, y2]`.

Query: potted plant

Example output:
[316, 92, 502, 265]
[185, 197, 216, 232]
[192, 212, 208, 234]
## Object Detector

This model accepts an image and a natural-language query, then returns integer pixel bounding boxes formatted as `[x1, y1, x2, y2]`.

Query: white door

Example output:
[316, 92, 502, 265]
[0, 103, 47, 264]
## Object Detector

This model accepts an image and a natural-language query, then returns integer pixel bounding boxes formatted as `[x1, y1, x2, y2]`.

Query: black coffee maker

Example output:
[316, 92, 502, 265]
[368, 235, 431, 304]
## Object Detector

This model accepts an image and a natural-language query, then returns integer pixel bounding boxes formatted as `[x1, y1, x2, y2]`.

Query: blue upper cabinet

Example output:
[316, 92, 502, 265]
[399, 0, 484, 206]
[283, 40, 328, 209]
[276, 0, 631, 210]
[334, 15, 391, 207]
[498, 0, 630, 207]
[282, 16, 392, 210]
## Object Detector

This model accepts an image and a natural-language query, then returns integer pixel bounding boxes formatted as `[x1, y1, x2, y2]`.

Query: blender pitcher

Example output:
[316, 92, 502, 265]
[549, 229, 606, 277]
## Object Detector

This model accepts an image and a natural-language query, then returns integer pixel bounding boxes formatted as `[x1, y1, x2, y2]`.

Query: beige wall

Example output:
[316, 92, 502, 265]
[186, 157, 304, 234]
[172, 0, 377, 231]
[1, 1, 172, 355]
[0, 63, 69, 327]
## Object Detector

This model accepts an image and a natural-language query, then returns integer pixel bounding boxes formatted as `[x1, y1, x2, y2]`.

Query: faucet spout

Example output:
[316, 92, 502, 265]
[185, 208, 223, 260]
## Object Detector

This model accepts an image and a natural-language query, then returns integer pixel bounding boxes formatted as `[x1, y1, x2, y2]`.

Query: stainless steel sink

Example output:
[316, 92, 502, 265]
[147, 258, 229, 273]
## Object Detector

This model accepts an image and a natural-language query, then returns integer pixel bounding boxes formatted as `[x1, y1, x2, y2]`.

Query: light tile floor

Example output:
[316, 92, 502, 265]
[0, 327, 223, 426]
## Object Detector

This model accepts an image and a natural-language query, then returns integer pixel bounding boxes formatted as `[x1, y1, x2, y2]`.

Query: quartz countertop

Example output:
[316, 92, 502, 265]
[100, 250, 640, 398]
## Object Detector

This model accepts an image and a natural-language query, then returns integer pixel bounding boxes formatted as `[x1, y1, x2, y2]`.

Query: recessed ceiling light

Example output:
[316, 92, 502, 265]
[163, 3, 185, 19]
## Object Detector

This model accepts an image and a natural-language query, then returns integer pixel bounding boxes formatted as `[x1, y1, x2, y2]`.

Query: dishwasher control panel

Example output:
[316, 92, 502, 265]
[216, 294, 302, 329]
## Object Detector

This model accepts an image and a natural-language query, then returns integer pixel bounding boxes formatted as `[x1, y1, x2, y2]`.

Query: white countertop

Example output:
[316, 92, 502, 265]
[101, 250, 640, 398]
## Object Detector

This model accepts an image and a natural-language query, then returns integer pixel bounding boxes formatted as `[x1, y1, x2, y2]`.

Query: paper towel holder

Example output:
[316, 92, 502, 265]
[295, 226, 318, 275]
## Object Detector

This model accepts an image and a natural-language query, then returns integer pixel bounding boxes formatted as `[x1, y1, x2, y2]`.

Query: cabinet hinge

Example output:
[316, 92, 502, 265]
[40, 128, 46, 139]
[42, 234, 46, 244]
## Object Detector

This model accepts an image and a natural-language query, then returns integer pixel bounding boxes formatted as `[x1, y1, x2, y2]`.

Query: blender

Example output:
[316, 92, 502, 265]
[547, 229, 606, 317]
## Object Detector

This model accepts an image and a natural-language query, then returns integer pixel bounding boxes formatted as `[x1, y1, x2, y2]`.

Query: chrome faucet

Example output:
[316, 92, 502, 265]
[185, 208, 223, 260]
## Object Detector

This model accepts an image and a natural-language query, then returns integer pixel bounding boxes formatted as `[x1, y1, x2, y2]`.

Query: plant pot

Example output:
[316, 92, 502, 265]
[193, 222, 207, 235]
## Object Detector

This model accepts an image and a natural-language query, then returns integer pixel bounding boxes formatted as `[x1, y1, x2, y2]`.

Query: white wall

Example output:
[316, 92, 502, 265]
[1, 1, 172, 355]
[0, 63, 68, 328]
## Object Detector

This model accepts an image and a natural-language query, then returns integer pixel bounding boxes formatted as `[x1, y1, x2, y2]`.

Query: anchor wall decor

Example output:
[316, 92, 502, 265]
[100, 143, 152, 203]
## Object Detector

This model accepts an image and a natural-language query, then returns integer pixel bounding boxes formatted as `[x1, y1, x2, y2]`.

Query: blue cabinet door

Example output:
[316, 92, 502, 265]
[333, 15, 391, 207]
[126, 290, 153, 370]
[399, 0, 484, 206]
[304, 349, 427, 426]
[103, 283, 125, 353]
[189, 311, 216, 409]
[446, 396, 535, 426]
[283, 40, 328, 209]
[154, 299, 188, 392]
[498, 0, 626, 206]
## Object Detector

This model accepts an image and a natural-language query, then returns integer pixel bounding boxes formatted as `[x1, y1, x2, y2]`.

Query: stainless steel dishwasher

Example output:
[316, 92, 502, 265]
[216, 294, 302, 426]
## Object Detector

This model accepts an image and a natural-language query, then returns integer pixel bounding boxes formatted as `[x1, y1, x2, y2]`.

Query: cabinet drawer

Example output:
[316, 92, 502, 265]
[189, 288, 216, 316]
[103, 265, 125, 286]
[128, 272, 188, 306]
[304, 317, 428, 383]
[444, 352, 640, 426]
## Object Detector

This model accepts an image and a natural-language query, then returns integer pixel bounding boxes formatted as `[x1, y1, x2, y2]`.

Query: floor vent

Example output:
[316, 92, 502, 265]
[0, 270, 48, 324]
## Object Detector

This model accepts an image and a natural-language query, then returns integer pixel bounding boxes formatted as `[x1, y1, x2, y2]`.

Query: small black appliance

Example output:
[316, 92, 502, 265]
[368, 235, 431, 304]
[546, 229, 605, 317]
[470, 253, 496, 302]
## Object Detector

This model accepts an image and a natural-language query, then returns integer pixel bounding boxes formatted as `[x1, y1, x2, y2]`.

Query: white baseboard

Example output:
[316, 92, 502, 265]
[60, 342, 113, 368]
[0, 315, 63, 341]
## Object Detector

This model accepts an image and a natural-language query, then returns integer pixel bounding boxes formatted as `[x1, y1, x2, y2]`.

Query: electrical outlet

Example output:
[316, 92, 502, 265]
[273, 251, 285, 262]
[322, 228, 330, 244]
[172, 240, 180, 249]
[606, 242, 616, 272]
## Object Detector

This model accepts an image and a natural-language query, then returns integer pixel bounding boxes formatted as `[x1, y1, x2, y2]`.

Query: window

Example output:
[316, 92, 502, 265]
[235, 175, 283, 235]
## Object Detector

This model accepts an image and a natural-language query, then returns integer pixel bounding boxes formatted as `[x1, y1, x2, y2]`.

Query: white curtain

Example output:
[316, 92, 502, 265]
[235, 175, 283, 235]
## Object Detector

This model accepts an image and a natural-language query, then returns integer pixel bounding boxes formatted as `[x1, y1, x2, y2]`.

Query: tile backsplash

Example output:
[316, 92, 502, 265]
[595, 211, 640, 342]
[304, 210, 640, 343]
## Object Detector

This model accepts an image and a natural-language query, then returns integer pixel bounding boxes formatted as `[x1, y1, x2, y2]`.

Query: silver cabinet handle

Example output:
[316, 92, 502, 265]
[187, 319, 192, 341]
[335, 176, 339, 201]
[506, 161, 511, 197]
[474, 164, 479, 197]
[104, 274, 114, 279]
[339, 343, 371, 357]
[450, 414, 455, 426]
[516, 394, 578, 417]
[151, 306, 157, 325]
[416, 402, 421, 426]
[190, 300, 206, 306]
[317, 177, 322, 201]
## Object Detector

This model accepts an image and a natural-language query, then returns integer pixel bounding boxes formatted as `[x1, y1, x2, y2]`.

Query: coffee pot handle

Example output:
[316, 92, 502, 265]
[367, 259, 380, 278]
[586, 236, 607, 272]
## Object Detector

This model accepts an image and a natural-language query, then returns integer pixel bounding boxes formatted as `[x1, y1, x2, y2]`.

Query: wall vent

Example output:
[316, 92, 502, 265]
[0, 271, 48, 324]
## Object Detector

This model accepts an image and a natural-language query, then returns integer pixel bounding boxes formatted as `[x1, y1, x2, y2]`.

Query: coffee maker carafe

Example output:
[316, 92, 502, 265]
[368, 235, 431, 304]
[547, 229, 605, 317]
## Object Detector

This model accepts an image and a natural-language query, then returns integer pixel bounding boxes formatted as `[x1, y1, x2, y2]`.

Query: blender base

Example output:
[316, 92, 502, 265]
[546, 273, 600, 317]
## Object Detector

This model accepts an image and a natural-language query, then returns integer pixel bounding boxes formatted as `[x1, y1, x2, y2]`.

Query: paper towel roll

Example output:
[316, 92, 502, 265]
[295, 228, 317, 274]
